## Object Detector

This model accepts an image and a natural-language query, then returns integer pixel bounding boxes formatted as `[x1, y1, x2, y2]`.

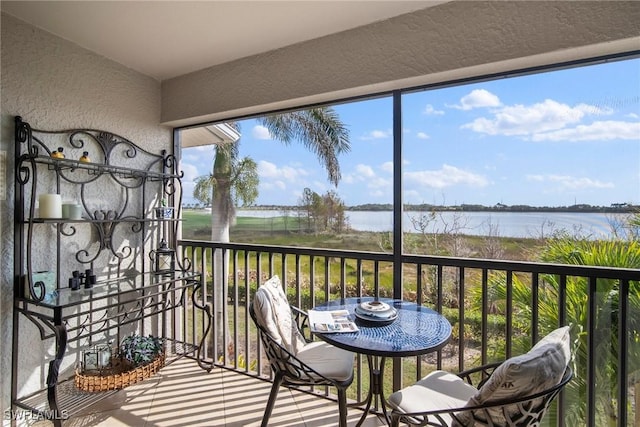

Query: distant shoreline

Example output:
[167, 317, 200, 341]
[185, 209, 632, 240]
[216, 204, 639, 214]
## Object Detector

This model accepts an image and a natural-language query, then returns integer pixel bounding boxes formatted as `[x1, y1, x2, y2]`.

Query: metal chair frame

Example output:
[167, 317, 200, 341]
[249, 302, 354, 427]
[390, 363, 573, 427]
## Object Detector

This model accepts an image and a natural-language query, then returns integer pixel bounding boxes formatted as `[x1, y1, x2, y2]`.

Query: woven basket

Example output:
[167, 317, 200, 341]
[75, 353, 165, 392]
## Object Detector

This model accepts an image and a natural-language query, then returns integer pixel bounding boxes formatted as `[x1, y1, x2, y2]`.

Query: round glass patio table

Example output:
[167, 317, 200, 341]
[312, 297, 452, 426]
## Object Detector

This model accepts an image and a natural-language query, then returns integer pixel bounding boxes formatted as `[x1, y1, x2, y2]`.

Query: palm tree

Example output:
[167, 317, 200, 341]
[192, 107, 350, 358]
[476, 234, 640, 426]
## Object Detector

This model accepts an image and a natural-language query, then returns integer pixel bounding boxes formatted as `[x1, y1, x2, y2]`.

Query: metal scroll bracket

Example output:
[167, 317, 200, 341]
[189, 279, 214, 372]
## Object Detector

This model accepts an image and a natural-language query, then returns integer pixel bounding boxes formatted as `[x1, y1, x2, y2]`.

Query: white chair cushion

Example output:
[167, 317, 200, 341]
[387, 370, 478, 425]
[253, 276, 306, 355]
[456, 326, 572, 425]
[296, 341, 354, 382]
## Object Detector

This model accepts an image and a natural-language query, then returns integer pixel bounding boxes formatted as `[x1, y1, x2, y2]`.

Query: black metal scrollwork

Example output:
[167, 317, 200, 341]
[28, 280, 46, 302]
[13, 117, 209, 427]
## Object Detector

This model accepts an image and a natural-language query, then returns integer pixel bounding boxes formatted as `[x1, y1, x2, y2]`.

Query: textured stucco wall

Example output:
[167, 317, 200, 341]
[162, 0, 640, 127]
[1, 0, 639, 422]
[0, 13, 171, 422]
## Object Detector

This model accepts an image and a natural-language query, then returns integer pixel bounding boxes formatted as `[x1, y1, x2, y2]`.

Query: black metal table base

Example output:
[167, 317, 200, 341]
[348, 355, 390, 426]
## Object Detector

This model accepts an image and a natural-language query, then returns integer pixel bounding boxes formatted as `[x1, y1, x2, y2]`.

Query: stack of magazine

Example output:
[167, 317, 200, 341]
[308, 309, 359, 333]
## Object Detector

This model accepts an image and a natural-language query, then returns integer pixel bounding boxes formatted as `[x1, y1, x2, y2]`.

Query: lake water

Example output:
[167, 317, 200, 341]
[236, 209, 631, 239]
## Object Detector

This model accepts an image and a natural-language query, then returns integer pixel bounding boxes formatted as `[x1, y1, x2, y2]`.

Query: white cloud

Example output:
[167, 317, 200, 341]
[404, 164, 488, 189]
[574, 103, 614, 116]
[188, 145, 216, 153]
[258, 160, 308, 182]
[181, 163, 200, 182]
[343, 164, 393, 198]
[355, 164, 376, 178]
[459, 98, 633, 142]
[462, 99, 588, 136]
[452, 89, 501, 110]
[367, 176, 391, 190]
[260, 180, 286, 191]
[182, 181, 195, 200]
[361, 129, 391, 140]
[345, 163, 377, 183]
[404, 189, 421, 202]
[416, 132, 430, 140]
[525, 174, 545, 182]
[423, 104, 445, 115]
[380, 161, 394, 173]
[526, 174, 614, 190]
[531, 120, 640, 142]
[252, 125, 271, 140]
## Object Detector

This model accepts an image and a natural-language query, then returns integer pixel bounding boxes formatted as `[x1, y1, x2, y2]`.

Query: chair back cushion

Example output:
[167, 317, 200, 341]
[252, 276, 306, 355]
[455, 326, 571, 426]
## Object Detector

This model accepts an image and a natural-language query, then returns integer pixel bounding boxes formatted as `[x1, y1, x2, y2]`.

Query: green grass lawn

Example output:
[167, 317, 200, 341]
[180, 208, 544, 305]
[183, 209, 304, 234]
[181, 209, 540, 261]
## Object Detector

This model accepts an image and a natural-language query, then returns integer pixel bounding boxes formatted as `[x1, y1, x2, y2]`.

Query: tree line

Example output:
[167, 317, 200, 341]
[207, 202, 637, 213]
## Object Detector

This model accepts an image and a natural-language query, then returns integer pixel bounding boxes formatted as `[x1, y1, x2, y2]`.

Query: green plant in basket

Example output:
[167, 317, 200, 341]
[119, 334, 164, 367]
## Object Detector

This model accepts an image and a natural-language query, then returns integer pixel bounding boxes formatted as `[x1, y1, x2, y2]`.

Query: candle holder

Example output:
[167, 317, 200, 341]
[82, 344, 112, 373]
[150, 239, 175, 274]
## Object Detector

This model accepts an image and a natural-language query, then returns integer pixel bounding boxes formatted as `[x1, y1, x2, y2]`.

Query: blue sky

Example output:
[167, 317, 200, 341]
[181, 58, 640, 208]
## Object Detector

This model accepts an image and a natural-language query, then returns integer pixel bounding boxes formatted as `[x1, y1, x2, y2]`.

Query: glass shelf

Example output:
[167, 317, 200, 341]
[17, 271, 201, 309]
[33, 155, 181, 181]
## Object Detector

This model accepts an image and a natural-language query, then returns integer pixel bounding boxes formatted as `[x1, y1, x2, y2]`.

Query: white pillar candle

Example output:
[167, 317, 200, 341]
[39, 194, 62, 218]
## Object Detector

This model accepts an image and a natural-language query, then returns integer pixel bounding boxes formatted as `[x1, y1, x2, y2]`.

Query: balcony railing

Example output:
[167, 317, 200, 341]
[177, 238, 639, 427]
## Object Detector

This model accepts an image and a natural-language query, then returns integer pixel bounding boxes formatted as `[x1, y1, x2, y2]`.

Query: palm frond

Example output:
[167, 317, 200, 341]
[260, 107, 350, 186]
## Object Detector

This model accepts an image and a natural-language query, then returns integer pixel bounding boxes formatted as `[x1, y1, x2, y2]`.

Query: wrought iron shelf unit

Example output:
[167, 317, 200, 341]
[33, 155, 183, 181]
[24, 218, 182, 224]
[11, 116, 212, 427]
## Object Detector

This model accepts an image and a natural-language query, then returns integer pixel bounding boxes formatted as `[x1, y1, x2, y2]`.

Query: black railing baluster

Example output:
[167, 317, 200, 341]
[506, 270, 513, 358]
[340, 257, 346, 299]
[587, 275, 597, 427]
[324, 257, 330, 299]
[221, 248, 229, 365]
[374, 260, 380, 297]
[295, 253, 301, 308]
[618, 278, 628, 427]
[557, 274, 568, 425]
[309, 255, 316, 307]
[416, 263, 423, 381]
[436, 264, 443, 370]
[356, 259, 363, 296]
[243, 249, 250, 373]
[458, 266, 465, 372]
[532, 272, 539, 345]
[481, 268, 488, 367]
[177, 240, 639, 427]
[232, 251, 238, 369]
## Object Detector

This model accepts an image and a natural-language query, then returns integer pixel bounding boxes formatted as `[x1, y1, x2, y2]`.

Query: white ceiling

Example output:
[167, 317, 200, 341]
[1, 0, 443, 81]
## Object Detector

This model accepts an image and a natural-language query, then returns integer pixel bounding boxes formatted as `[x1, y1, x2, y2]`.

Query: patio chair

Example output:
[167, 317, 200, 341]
[388, 326, 573, 427]
[249, 276, 354, 427]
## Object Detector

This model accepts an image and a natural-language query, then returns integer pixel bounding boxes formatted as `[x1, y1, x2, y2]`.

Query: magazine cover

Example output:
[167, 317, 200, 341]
[308, 309, 359, 333]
